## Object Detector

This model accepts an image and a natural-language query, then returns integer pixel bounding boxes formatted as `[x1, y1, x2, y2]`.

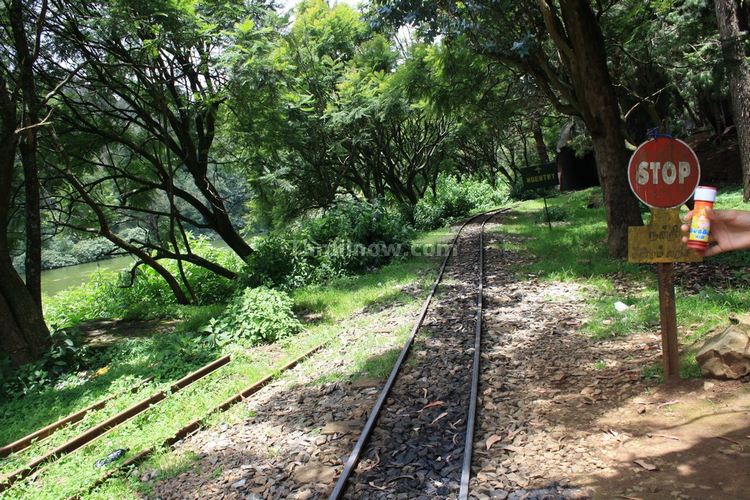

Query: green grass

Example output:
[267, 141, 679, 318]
[292, 227, 450, 321]
[495, 186, 750, 377]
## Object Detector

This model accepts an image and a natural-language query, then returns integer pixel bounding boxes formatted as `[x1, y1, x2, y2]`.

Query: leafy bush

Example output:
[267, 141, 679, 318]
[243, 199, 412, 289]
[414, 175, 505, 230]
[243, 235, 317, 290]
[203, 287, 302, 346]
[0, 329, 91, 397]
[165, 236, 242, 305]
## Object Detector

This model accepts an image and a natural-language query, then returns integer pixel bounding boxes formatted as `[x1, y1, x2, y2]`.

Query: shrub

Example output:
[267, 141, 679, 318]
[242, 235, 317, 290]
[0, 329, 91, 397]
[204, 287, 302, 346]
[163, 236, 242, 305]
[44, 235, 243, 328]
[414, 175, 505, 230]
[243, 199, 412, 289]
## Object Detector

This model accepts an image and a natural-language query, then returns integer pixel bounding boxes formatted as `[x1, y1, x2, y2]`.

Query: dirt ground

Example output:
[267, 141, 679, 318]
[584, 379, 750, 499]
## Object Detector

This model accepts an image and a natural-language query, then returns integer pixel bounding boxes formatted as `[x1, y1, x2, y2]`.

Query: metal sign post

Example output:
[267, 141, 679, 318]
[521, 162, 558, 231]
[627, 136, 702, 384]
[542, 195, 552, 230]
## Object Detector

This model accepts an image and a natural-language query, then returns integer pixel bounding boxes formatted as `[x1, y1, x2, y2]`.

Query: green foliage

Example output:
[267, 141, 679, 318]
[534, 205, 568, 224]
[203, 287, 302, 346]
[414, 175, 505, 230]
[44, 238, 242, 329]
[0, 330, 91, 397]
[44, 270, 176, 329]
[169, 237, 242, 305]
[242, 235, 318, 290]
[244, 200, 413, 289]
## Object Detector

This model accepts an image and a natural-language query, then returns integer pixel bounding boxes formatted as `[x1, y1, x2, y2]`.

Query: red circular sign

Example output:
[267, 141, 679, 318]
[627, 137, 700, 208]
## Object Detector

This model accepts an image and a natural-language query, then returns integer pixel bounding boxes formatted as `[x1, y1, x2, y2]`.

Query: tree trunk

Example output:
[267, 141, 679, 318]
[556, 0, 643, 257]
[715, 0, 750, 200]
[0, 255, 51, 365]
[0, 73, 50, 366]
[533, 123, 550, 164]
[9, 0, 43, 306]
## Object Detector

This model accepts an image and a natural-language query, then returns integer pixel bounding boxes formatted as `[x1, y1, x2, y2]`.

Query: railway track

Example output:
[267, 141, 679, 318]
[331, 209, 506, 499]
[0, 343, 326, 497]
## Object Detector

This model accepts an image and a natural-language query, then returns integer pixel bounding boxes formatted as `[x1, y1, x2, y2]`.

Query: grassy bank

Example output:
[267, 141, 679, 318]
[492, 186, 750, 379]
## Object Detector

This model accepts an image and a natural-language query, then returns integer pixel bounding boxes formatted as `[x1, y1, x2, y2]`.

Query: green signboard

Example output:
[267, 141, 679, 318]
[521, 162, 558, 190]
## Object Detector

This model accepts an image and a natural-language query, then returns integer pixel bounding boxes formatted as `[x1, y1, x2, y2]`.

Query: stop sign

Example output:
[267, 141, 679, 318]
[627, 137, 700, 208]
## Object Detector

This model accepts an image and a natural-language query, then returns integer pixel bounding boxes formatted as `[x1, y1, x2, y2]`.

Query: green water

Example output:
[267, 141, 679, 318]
[41, 255, 137, 297]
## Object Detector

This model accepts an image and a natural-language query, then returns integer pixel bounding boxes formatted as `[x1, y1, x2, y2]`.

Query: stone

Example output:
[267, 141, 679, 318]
[320, 421, 358, 435]
[293, 464, 336, 484]
[231, 479, 247, 489]
[294, 489, 314, 500]
[696, 325, 750, 379]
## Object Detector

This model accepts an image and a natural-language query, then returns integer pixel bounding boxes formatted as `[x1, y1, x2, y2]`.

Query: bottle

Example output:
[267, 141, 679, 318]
[687, 186, 718, 252]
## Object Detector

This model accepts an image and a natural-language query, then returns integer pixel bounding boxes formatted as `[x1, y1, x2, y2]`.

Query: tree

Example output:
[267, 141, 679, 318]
[47, 0, 258, 263]
[376, 0, 644, 256]
[24, 0, 281, 304]
[0, 0, 51, 365]
[714, 0, 750, 200]
[328, 40, 455, 214]
[549, 0, 643, 256]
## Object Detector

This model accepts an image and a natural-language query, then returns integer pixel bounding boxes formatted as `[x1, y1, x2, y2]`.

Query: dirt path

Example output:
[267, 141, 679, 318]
[469, 220, 750, 500]
[143, 216, 750, 500]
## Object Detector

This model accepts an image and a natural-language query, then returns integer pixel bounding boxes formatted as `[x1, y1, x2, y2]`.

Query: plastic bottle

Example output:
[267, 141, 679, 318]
[687, 186, 718, 252]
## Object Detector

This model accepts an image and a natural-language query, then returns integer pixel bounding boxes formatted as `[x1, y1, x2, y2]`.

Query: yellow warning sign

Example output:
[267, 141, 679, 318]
[628, 208, 703, 263]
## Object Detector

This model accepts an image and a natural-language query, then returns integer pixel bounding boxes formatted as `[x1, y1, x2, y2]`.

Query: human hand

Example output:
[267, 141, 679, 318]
[681, 209, 750, 256]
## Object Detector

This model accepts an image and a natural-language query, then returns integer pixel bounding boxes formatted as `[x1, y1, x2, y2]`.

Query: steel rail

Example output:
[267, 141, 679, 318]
[459, 210, 494, 499]
[0, 375, 155, 458]
[70, 342, 328, 499]
[330, 208, 507, 500]
[0, 354, 231, 492]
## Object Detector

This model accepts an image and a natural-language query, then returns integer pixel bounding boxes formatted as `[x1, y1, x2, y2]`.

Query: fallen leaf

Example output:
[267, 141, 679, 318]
[430, 412, 448, 425]
[716, 436, 741, 446]
[633, 459, 658, 471]
[419, 401, 444, 412]
[648, 433, 681, 441]
[486, 434, 503, 450]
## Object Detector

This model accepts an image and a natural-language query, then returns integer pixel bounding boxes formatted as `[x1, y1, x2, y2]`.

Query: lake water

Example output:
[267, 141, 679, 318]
[39, 240, 231, 297]
[41, 255, 137, 297]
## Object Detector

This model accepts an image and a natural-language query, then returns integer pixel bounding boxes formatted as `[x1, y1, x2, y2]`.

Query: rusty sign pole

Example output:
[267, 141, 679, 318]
[656, 262, 680, 383]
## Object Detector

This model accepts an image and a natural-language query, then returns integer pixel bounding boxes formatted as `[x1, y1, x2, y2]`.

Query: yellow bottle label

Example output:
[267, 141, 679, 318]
[689, 207, 710, 243]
